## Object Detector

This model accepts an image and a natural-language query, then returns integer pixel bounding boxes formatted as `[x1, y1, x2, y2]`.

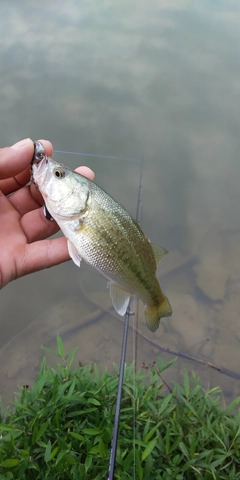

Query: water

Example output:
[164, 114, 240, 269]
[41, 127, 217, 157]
[1, 0, 240, 404]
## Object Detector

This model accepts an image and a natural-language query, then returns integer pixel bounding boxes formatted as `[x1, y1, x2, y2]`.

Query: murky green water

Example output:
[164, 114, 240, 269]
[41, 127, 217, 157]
[1, 0, 240, 404]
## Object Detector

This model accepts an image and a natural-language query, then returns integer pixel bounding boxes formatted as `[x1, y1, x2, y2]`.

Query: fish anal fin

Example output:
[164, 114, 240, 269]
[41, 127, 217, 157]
[108, 283, 131, 316]
[150, 242, 168, 265]
[67, 240, 82, 267]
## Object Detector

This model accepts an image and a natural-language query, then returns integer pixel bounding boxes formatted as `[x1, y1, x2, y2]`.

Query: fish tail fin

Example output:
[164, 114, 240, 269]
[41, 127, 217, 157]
[144, 296, 172, 333]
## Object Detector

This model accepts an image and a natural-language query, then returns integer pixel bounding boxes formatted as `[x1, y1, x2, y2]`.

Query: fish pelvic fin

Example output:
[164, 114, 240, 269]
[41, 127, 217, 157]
[108, 282, 131, 316]
[144, 295, 172, 333]
[67, 240, 82, 267]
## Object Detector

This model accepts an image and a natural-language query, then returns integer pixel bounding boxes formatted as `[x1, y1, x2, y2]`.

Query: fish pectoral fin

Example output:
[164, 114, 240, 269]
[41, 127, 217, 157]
[150, 242, 168, 265]
[108, 283, 131, 316]
[67, 240, 82, 267]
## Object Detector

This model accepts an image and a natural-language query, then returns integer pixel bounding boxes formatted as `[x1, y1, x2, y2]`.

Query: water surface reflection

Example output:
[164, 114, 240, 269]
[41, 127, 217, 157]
[0, 0, 240, 404]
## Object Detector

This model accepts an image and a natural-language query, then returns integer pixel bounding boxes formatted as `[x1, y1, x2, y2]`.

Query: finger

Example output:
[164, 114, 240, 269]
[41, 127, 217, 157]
[20, 207, 60, 243]
[75, 166, 95, 180]
[8, 185, 45, 217]
[0, 138, 33, 179]
[19, 237, 70, 279]
[0, 190, 22, 238]
[0, 139, 53, 195]
[0, 186, 59, 248]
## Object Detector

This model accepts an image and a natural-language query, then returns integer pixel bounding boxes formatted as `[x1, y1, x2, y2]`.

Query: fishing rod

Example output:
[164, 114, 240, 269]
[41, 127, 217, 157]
[107, 303, 132, 480]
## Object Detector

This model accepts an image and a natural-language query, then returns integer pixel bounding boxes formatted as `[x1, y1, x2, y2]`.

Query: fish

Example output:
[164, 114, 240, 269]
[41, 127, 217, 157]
[31, 146, 172, 332]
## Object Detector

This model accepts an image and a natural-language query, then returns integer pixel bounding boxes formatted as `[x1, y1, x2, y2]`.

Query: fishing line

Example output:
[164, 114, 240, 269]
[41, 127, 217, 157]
[53, 149, 140, 163]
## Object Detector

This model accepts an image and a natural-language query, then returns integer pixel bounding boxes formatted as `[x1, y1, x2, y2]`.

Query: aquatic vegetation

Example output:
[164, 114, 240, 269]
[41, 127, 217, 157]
[0, 336, 240, 479]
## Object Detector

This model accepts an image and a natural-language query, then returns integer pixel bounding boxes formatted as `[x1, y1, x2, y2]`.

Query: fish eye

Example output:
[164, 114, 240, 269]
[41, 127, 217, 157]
[53, 167, 65, 178]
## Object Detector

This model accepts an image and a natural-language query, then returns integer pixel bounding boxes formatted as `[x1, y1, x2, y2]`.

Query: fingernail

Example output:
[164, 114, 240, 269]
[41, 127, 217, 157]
[11, 138, 32, 149]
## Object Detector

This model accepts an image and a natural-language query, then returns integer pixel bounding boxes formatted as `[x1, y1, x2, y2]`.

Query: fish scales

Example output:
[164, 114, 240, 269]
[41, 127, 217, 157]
[32, 151, 172, 332]
[75, 189, 159, 302]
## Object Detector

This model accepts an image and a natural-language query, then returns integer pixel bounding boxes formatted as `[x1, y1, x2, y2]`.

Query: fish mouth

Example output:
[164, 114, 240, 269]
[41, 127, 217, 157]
[32, 141, 46, 165]
[31, 156, 50, 189]
[31, 141, 49, 187]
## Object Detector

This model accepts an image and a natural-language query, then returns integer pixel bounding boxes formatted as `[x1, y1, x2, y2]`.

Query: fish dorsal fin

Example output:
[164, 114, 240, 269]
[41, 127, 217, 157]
[67, 240, 82, 267]
[150, 242, 168, 265]
[108, 283, 131, 316]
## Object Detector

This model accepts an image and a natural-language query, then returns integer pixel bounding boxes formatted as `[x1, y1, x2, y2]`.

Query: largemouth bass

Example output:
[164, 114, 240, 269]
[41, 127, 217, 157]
[32, 143, 172, 332]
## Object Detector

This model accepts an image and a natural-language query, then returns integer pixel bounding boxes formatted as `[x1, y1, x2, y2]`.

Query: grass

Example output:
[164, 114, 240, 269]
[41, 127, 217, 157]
[0, 334, 240, 479]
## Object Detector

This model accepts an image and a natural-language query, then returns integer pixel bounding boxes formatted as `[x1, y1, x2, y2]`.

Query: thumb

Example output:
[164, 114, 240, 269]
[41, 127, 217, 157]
[0, 138, 53, 180]
[0, 138, 34, 179]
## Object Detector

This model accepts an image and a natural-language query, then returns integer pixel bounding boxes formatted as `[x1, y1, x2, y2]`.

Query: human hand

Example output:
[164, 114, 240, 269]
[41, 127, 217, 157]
[0, 138, 94, 289]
